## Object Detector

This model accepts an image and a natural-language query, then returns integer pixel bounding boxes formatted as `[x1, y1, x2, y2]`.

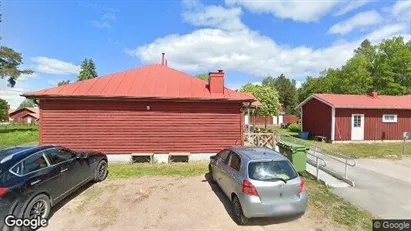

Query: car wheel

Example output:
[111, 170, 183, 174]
[94, 160, 108, 182]
[23, 194, 51, 219]
[208, 165, 216, 184]
[232, 196, 248, 225]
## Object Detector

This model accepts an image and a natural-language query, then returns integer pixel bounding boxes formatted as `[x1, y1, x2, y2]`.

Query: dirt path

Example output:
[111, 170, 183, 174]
[41, 175, 348, 231]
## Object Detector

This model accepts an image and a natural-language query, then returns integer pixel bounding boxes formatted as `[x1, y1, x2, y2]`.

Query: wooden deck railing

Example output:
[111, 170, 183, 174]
[244, 132, 280, 148]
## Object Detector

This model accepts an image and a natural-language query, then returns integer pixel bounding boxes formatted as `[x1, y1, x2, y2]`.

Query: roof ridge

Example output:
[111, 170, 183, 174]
[22, 63, 255, 102]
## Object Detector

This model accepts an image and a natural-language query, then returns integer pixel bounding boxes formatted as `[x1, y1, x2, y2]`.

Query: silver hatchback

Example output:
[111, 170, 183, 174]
[209, 146, 308, 225]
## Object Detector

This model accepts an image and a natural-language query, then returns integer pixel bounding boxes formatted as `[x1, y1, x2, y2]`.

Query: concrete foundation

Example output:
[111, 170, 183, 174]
[107, 154, 132, 162]
[188, 153, 216, 162]
[153, 154, 169, 163]
[107, 153, 217, 163]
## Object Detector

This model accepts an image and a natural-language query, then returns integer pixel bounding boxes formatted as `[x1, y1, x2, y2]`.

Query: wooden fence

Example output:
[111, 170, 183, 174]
[244, 132, 280, 148]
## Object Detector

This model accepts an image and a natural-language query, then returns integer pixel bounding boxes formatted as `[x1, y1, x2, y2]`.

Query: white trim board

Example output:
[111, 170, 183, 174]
[331, 107, 335, 141]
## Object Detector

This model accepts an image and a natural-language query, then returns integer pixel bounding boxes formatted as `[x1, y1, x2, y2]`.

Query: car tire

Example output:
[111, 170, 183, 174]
[208, 165, 216, 184]
[232, 196, 248, 225]
[94, 160, 108, 182]
[18, 194, 51, 231]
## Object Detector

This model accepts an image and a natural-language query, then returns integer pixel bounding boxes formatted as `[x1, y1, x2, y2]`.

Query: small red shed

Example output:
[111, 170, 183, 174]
[23, 63, 255, 154]
[9, 107, 39, 124]
[297, 92, 411, 142]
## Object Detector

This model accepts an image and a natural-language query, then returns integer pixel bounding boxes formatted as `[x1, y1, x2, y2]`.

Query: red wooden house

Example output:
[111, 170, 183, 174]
[9, 107, 39, 124]
[23, 60, 256, 156]
[297, 92, 411, 142]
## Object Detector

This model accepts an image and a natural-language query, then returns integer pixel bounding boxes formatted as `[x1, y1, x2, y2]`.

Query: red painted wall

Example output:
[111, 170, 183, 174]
[10, 109, 37, 124]
[254, 116, 273, 125]
[302, 98, 331, 139]
[39, 99, 244, 154]
[335, 109, 411, 140]
[283, 115, 300, 124]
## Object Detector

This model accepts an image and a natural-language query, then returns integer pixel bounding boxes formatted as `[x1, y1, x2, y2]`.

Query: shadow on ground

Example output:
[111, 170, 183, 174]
[48, 182, 94, 220]
[203, 173, 302, 226]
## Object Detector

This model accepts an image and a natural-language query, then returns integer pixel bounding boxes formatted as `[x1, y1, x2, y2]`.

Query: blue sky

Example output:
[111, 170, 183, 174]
[1, 0, 410, 108]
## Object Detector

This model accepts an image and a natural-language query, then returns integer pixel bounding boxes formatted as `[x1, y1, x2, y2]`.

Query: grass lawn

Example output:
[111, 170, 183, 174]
[0, 124, 39, 147]
[257, 125, 411, 159]
[108, 162, 373, 230]
[108, 162, 209, 179]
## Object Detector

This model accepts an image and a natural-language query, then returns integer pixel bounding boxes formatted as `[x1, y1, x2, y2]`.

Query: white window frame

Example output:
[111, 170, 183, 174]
[382, 114, 398, 123]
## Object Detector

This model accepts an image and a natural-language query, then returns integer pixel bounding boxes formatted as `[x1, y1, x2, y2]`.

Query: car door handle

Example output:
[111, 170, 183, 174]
[30, 180, 41, 186]
[60, 168, 68, 173]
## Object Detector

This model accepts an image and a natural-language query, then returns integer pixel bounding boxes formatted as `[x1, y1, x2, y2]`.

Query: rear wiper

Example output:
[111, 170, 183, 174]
[264, 178, 287, 183]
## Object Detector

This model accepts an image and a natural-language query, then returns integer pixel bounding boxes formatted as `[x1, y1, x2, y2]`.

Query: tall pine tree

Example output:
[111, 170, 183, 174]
[78, 58, 98, 81]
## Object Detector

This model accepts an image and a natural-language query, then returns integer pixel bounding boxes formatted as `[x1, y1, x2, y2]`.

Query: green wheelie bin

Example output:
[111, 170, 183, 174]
[277, 141, 308, 172]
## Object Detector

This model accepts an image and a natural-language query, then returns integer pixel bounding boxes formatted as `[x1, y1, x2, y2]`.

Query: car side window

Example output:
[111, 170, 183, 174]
[21, 151, 49, 175]
[217, 150, 230, 163]
[229, 153, 241, 171]
[224, 153, 232, 166]
[46, 148, 76, 165]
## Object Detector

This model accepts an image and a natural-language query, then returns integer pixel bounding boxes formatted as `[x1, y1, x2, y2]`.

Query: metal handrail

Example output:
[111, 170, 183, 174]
[307, 147, 327, 180]
[280, 134, 357, 180]
[311, 146, 357, 167]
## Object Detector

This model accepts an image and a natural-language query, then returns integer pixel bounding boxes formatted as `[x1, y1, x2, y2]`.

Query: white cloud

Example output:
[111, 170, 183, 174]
[31, 57, 80, 75]
[128, 28, 359, 80]
[91, 12, 116, 28]
[18, 73, 40, 81]
[225, 0, 341, 22]
[91, 21, 111, 29]
[334, 0, 370, 16]
[126, 1, 410, 83]
[392, 0, 411, 21]
[183, 0, 245, 31]
[295, 81, 303, 89]
[365, 23, 410, 42]
[328, 10, 383, 35]
[0, 85, 26, 109]
[101, 12, 116, 21]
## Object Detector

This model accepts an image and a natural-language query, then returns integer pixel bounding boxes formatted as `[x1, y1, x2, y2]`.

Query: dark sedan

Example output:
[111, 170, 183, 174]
[0, 145, 108, 230]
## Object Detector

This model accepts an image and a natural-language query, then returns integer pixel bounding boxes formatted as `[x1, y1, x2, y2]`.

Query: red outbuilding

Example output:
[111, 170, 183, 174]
[297, 92, 411, 142]
[23, 61, 255, 156]
[9, 107, 39, 124]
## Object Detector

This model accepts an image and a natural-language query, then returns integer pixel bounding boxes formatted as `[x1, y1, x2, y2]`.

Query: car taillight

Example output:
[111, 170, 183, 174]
[299, 178, 306, 193]
[0, 187, 8, 197]
[242, 180, 259, 196]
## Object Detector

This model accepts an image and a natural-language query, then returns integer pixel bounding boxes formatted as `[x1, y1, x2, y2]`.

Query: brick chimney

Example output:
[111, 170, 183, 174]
[161, 53, 165, 65]
[208, 70, 224, 94]
[369, 91, 378, 98]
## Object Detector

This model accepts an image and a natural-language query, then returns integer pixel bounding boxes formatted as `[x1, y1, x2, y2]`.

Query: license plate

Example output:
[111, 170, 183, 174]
[278, 204, 293, 211]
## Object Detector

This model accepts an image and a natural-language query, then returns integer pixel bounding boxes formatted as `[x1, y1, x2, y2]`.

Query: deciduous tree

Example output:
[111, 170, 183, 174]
[0, 46, 33, 87]
[196, 73, 209, 81]
[0, 98, 9, 122]
[240, 83, 280, 128]
[18, 99, 36, 109]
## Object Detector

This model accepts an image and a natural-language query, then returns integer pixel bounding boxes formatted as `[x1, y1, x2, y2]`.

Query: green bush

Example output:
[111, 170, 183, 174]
[288, 123, 301, 133]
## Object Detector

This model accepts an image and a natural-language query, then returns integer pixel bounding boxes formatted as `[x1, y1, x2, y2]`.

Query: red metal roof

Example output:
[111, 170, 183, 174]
[23, 64, 254, 102]
[298, 93, 411, 109]
[9, 107, 39, 118]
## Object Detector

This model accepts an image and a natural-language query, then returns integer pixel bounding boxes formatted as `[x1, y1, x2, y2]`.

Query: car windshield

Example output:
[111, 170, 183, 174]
[248, 160, 298, 181]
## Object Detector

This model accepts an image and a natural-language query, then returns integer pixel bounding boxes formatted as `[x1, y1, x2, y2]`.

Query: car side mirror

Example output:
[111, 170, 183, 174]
[76, 153, 87, 159]
[210, 155, 217, 161]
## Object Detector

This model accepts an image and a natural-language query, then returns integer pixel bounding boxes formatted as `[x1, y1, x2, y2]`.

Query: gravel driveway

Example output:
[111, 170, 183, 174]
[40, 175, 348, 231]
